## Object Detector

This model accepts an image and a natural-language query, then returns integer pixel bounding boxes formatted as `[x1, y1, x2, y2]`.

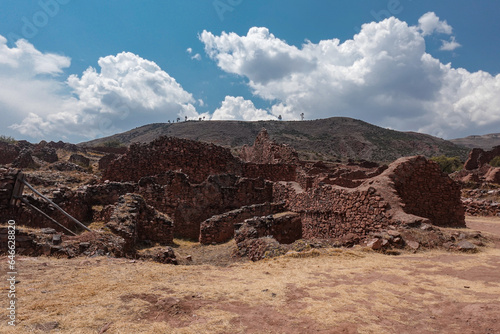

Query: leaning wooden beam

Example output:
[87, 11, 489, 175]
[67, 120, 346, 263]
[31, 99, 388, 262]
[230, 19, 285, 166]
[21, 179, 92, 232]
[19, 197, 77, 236]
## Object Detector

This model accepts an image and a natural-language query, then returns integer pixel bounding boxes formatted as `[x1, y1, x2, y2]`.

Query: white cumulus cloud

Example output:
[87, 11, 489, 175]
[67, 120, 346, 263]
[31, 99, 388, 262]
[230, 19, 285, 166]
[1, 38, 201, 141]
[200, 13, 500, 138]
[418, 12, 453, 36]
[212, 96, 277, 121]
[440, 36, 461, 51]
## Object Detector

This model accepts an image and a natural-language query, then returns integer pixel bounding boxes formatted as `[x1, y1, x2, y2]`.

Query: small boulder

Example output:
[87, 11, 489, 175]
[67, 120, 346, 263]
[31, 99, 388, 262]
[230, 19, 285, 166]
[456, 240, 477, 252]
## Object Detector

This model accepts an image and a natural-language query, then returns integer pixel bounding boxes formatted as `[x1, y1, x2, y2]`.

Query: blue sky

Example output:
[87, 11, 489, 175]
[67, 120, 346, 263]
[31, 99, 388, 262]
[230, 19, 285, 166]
[0, 0, 499, 143]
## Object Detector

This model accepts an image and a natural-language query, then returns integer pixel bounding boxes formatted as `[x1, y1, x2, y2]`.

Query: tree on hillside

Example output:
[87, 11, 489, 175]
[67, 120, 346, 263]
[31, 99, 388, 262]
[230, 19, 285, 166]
[278, 115, 282, 121]
[300, 113, 304, 121]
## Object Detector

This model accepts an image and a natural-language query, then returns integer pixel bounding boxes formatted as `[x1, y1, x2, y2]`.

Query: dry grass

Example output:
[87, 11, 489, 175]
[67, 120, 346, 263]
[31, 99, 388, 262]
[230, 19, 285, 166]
[2, 218, 500, 333]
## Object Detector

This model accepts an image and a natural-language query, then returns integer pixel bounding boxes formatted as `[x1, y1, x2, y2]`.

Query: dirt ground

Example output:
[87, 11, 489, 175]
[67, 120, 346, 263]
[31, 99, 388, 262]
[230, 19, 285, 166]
[2, 216, 500, 334]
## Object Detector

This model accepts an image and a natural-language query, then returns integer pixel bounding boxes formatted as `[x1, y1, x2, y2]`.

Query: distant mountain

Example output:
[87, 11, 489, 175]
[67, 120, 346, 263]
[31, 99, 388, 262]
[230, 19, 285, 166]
[80, 117, 469, 163]
[450, 133, 500, 150]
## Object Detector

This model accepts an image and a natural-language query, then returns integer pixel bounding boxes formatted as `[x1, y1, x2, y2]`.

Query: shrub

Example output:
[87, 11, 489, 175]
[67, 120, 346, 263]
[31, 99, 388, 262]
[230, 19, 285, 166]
[0, 135, 16, 144]
[102, 140, 123, 148]
[490, 156, 500, 167]
[430, 155, 463, 174]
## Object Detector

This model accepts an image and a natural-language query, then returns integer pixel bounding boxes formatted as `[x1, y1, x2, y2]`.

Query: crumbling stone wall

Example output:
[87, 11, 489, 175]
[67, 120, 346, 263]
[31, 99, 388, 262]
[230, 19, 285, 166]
[274, 182, 392, 239]
[0, 168, 16, 211]
[242, 163, 296, 182]
[235, 212, 302, 245]
[98, 153, 120, 171]
[138, 171, 274, 239]
[388, 156, 465, 227]
[240, 128, 299, 164]
[199, 202, 285, 245]
[106, 193, 173, 253]
[103, 137, 243, 184]
[273, 156, 465, 240]
[0, 143, 20, 165]
[464, 146, 500, 170]
[69, 154, 90, 167]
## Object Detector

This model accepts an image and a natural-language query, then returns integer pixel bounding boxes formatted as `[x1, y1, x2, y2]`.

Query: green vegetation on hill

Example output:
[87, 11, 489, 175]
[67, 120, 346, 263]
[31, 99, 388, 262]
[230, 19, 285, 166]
[430, 156, 463, 174]
[0, 135, 16, 144]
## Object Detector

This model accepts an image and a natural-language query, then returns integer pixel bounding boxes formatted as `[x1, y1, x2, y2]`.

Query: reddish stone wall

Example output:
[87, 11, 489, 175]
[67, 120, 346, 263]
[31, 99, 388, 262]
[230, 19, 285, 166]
[273, 182, 392, 239]
[0, 168, 17, 210]
[388, 156, 465, 227]
[138, 172, 274, 240]
[235, 212, 302, 245]
[106, 194, 173, 253]
[240, 128, 299, 164]
[199, 202, 285, 245]
[0, 143, 20, 165]
[464, 146, 500, 170]
[273, 156, 465, 240]
[242, 163, 296, 182]
[102, 136, 242, 184]
[98, 154, 120, 171]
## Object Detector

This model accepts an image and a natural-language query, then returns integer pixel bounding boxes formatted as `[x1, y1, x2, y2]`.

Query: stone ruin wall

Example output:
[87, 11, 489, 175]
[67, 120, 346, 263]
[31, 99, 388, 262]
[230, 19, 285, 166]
[106, 193, 174, 253]
[199, 202, 286, 245]
[464, 146, 500, 170]
[273, 156, 465, 241]
[138, 171, 274, 239]
[388, 156, 465, 227]
[240, 128, 299, 164]
[273, 182, 392, 240]
[102, 137, 243, 184]
[236, 212, 302, 245]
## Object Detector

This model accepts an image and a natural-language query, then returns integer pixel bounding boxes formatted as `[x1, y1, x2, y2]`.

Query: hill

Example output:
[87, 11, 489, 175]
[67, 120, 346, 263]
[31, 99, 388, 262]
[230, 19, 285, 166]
[80, 117, 469, 162]
[450, 133, 500, 150]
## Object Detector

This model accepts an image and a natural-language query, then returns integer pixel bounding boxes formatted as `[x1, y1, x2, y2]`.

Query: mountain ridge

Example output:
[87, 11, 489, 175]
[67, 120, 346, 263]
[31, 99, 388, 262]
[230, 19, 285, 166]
[80, 117, 469, 163]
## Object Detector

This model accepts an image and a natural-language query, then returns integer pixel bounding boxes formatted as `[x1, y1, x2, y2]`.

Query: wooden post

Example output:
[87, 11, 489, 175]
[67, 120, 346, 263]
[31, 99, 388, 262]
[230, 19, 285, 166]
[10, 172, 25, 206]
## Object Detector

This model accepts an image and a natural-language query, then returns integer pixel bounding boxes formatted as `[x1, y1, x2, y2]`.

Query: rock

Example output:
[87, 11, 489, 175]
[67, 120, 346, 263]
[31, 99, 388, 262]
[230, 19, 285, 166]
[456, 240, 477, 252]
[52, 234, 62, 245]
[69, 153, 90, 167]
[406, 240, 420, 250]
[387, 230, 401, 237]
[79, 242, 90, 252]
[35, 321, 59, 331]
[420, 223, 433, 231]
[367, 238, 383, 250]
[41, 228, 57, 234]
[186, 255, 193, 261]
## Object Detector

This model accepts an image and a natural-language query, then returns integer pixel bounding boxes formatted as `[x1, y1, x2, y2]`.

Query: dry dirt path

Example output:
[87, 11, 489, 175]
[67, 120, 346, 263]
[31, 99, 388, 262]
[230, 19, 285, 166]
[1, 217, 499, 334]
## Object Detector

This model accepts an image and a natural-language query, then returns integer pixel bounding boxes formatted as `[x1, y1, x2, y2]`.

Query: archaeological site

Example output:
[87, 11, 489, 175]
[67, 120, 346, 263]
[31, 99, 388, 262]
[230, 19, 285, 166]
[1, 129, 498, 263]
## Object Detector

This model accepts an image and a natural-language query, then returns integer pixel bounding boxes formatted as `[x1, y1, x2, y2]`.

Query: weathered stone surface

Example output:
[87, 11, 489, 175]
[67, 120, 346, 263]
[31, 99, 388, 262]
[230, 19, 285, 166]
[69, 154, 90, 167]
[240, 128, 299, 164]
[12, 149, 38, 169]
[33, 146, 58, 163]
[456, 240, 477, 252]
[103, 136, 243, 184]
[98, 153, 120, 171]
[0, 142, 20, 165]
[235, 212, 302, 245]
[138, 246, 178, 264]
[464, 146, 500, 170]
[367, 238, 383, 250]
[200, 202, 285, 245]
[49, 161, 86, 172]
[106, 193, 173, 253]
[139, 172, 274, 239]
[406, 240, 420, 250]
